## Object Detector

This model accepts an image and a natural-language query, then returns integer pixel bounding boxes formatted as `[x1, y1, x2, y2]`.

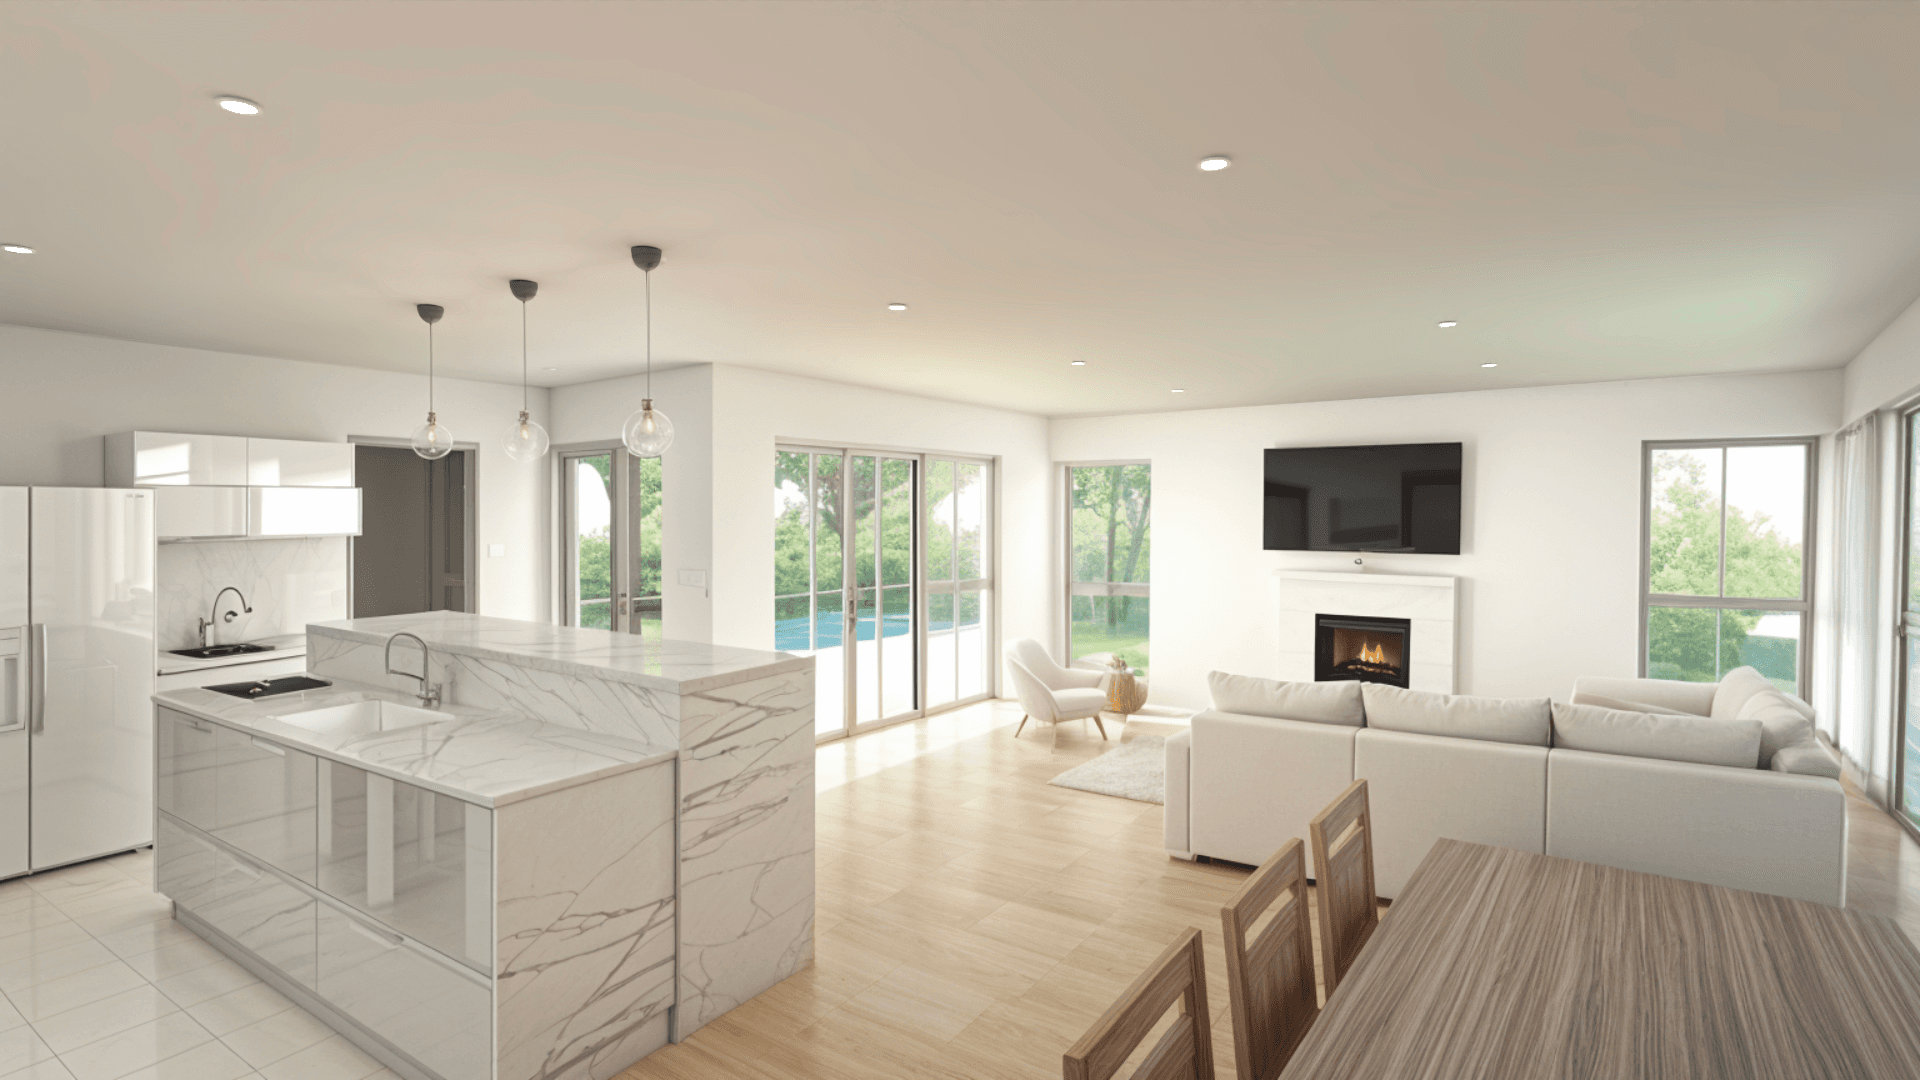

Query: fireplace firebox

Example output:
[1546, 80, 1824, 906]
[1314, 614, 1412, 688]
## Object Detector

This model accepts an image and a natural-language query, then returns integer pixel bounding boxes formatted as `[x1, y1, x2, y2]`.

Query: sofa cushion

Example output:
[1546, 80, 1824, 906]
[1551, 701, 1761, 769]
[1569, 692, 1691, 716]
[1710, 666, 1777, 724]
[1361, 684, 1551, 746]
[1770, 739, 1842, 780]
[1207, 671, 1363, 726]
[1736, 688, 1818, 769]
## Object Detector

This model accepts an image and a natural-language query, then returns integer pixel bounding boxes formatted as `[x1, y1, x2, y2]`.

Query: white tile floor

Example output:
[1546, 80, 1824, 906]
[0, 850, 402, 1080]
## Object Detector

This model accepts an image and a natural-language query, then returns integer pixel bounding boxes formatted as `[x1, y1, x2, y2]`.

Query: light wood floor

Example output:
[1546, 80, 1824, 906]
[617, 698, 1920, 1080]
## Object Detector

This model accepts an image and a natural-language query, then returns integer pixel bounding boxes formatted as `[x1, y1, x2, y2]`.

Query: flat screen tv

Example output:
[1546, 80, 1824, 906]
[1263, 442, 1462, 553]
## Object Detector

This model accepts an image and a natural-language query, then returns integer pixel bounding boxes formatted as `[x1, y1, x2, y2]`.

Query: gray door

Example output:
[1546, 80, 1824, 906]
[30, 487, 155, 870]
[353, 446, 472, 617]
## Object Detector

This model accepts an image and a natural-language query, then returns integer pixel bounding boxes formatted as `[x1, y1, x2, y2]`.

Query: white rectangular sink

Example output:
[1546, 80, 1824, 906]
[272, 700, 446, 737]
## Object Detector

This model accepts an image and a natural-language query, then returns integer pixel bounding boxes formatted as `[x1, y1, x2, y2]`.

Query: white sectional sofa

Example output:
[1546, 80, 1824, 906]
[1164, 667, 1848, 906]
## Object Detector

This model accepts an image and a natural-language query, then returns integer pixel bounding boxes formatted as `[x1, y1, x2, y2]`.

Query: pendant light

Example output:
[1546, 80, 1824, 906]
[621, 245, 674, 457]
[502, 278, 550, 462]
[410, 304, 454, 460]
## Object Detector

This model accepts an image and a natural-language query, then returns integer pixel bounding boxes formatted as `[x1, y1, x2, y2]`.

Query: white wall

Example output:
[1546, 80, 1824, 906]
[0, 323, 551, 620]
[549, 364, 714, 641]
[1050, 371, 1843, 710]
[1844, 290, 1920, 424]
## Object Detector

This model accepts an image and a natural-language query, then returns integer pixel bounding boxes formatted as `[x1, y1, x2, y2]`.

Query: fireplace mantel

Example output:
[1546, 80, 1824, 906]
[1274, 569, 1458, 693]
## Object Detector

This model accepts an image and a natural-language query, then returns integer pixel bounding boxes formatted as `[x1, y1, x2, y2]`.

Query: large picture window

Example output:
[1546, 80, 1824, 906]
[1641, 439, 1814, 695]
[1067, 463, 1151, 673]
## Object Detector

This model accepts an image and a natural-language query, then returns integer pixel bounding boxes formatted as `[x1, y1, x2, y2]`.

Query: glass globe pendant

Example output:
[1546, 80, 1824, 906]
[411, 304, 454, 460]
[501, 279, 550, 462]
[622, 399, 674, 457]
[622, 246, 673, 458]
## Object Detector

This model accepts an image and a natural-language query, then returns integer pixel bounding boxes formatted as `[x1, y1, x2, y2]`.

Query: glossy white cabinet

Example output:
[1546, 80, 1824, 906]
[213, 725, 318, 883]
[156, 708, 219, 832]
[105, 432, 248, 486]
[153, 486, 248, 540]
[248, 486, 361, 537]
[247, 439, 355, 488]
[317, 902, 491, 1080]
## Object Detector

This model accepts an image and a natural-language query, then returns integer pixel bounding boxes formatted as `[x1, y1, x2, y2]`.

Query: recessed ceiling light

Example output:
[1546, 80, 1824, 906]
[217, 97, 261, 115]
[1437, 320, 1459, 328]
[2, 244, 32, 255]
[542, 366, 559, 372]
[887, 303, 908, 311]
[1198, 155, 1232, 172]
[1071, 361, 1086, 366]
[1171, 388, 1186, 393]
[1481, 362, 1498, 368]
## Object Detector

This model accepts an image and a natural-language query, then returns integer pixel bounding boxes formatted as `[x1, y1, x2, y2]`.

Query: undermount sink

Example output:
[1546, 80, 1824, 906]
[170, 643, 275, 660]
[272, 699, 447, 736]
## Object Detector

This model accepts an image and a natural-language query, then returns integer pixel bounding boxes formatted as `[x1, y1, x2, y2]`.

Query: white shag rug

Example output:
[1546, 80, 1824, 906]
[1048, 735, 1166, 804]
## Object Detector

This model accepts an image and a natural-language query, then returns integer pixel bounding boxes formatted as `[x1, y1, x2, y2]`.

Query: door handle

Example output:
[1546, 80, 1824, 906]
[29, 625, 45, 735]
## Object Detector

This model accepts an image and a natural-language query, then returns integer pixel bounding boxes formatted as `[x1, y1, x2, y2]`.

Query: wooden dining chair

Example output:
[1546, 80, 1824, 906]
[1219, 838, 1319, 1080]
[1307, 778, 1379, 997]
[1063, 927, 1215, 1080]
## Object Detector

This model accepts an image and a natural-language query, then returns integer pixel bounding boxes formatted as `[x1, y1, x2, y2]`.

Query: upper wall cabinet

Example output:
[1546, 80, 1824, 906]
[105, 432, 249, 487]
[249, 487, 361, 538]
[246, 439, 354, 488]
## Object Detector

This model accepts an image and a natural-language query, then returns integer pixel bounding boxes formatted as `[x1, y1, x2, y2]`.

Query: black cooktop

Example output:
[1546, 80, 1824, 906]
[205, 675, 332, 699]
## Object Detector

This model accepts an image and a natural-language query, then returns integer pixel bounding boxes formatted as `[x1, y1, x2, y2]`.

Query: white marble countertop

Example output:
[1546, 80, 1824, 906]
[154, 677, 677, 808]
[309, 611, 811, 693]
[157, 632, 309, 676]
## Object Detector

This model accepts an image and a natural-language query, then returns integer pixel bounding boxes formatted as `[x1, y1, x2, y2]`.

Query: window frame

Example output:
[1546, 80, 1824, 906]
[1638, 436, 1819, 694]
[1063, 460, 1152, 670]
[555, 441, 662, 636]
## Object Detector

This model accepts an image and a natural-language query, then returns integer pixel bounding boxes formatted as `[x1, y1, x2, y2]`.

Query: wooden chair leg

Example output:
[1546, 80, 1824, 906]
[1016, 715, 1028, 736]
[1093, 714, 1108, 740]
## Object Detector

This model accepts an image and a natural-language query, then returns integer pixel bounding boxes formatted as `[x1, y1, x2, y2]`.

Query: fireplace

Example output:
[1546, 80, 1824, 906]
[1314, 614, 1412, 688]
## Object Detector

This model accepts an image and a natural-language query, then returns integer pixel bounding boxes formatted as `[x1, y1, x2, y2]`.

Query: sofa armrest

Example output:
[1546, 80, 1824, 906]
[1772, 738, 1842, 780]
[1568, 676, 1716, 717]
[1547, 748, 1846, 906]
[1164, 729, 1192, 858]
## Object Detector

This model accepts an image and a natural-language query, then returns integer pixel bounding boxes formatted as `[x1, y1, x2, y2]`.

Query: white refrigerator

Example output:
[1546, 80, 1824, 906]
[0, 487, 155, 880]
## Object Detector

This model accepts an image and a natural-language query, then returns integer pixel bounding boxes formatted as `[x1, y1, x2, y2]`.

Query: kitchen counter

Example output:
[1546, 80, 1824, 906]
[157, 632, 307, 675]
[154, 677, 675, 807]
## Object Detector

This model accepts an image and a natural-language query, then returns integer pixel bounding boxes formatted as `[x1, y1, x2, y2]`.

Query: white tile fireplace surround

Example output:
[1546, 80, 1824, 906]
[1276, 569, 1458, 693]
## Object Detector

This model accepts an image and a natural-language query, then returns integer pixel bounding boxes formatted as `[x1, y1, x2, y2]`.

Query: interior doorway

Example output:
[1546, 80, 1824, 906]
[352, 444, 476, 617]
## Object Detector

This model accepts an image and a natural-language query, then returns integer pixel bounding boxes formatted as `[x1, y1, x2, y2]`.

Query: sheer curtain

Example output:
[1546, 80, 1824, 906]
[1822, 414, 1878, 772]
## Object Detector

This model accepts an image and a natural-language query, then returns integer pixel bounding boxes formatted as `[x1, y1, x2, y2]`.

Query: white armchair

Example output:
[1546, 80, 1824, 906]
[1004, 638, 1110, 739]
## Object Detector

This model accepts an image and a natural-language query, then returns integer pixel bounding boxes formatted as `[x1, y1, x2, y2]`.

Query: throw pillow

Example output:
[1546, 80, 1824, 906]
[1710, 666, 1776, 724]
[1207, 671, 1364, 726]
[1735, 688, 1817, 769]
[1361, 684, 1551, 746]
[1551, 701, 1761, 769]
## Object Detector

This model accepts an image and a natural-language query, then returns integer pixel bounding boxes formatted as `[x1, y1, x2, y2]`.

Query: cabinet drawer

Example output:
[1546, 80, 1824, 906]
[317, 901, 490, 1080]
[213, 727, 317, 883]
[318, 761, 492, 973]
[155, 813, 228, 911]
[155, 711, 218, 833]
[198, 856, 316, 988]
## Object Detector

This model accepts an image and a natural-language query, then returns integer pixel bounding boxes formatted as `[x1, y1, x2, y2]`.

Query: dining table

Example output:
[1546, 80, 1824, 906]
[1279, 838, 1920, 1080]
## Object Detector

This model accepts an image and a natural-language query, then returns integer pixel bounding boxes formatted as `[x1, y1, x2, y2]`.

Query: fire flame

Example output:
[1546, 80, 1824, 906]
[1358, 641, 1387, 666]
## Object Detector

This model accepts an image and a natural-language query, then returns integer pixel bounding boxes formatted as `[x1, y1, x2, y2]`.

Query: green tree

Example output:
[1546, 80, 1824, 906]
[572, 453, 663, 631]
[1069, 465, 1151, 670]
[1647, 451, 1801, 686]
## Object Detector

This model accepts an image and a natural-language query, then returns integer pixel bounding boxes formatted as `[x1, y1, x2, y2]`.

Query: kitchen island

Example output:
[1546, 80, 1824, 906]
[152, 612, 815, 1080]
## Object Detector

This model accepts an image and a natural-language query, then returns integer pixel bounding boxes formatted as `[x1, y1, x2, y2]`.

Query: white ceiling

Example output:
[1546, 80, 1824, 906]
[3, 1, 1919, 417]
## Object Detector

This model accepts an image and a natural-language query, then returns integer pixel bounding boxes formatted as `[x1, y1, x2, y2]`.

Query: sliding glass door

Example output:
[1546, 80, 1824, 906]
[777, 446, 993, 740]
[562, 446, 663, 638]
[1900, 414, 1920, 834]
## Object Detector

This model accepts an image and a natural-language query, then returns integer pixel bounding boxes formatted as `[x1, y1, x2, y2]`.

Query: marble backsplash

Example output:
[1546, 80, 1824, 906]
[158, 537, 348, 651]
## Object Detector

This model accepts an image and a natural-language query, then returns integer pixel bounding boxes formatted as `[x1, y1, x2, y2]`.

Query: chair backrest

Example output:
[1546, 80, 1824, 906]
[1005, 652, 1060, 723]
[1308, 779, 1379, 997]
[1064, 927, 1215, 1080]
[1008, 638, 1074, 691]
[1219, 839, 1319, 1080]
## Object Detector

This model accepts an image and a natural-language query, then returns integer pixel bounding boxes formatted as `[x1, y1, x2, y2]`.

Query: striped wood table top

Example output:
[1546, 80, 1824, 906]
[1279, 838, 1920, 1080]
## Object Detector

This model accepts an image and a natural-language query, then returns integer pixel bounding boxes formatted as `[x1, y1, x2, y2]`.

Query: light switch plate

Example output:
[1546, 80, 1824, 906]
[489, 544, 506, 557]
[678, 569, 706, 588]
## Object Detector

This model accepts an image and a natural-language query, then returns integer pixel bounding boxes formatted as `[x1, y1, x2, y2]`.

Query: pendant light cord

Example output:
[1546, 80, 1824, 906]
[645, 269, 653, 399]
[428, 322, 435, 414]
[521, 301, 529, 412]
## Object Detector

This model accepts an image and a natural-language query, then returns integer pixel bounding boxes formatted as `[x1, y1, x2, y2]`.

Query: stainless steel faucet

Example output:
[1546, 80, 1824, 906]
[199, 586, 252, 647]
[383, 631, 442, 707]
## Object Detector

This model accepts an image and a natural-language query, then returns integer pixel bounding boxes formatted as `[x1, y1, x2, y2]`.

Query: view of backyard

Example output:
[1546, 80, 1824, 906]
[569, 452, 663, 638]
[1069, 463, 1150, 674]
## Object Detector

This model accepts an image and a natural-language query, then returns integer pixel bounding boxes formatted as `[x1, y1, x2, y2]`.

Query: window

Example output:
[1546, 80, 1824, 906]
[1067, 463, 1151, 673]
[562, 448, 662, 638]
[1642, 440, 1814, 695]
[926, 457, 995, 709]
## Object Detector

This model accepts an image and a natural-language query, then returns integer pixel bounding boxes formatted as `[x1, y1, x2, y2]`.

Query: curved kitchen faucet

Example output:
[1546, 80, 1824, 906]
[384, 631, 442, 707]
[198, 586, 252, 647]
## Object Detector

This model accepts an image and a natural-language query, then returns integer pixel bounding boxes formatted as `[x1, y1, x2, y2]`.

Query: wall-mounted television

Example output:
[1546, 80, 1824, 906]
[1263, 442, 1462, 554]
